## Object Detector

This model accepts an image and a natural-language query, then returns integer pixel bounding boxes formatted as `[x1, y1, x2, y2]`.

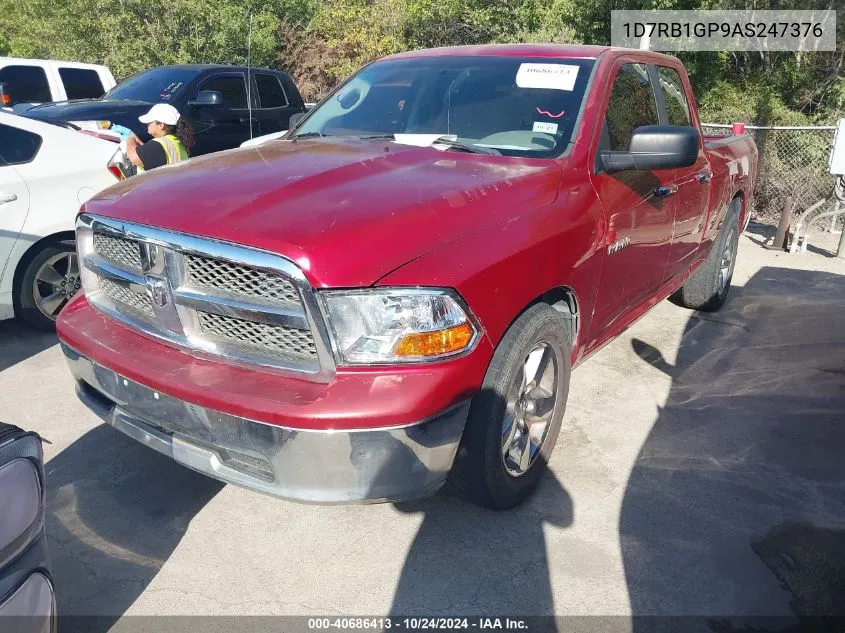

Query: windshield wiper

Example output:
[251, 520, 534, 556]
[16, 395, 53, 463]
[432, 137, 501, 156]
[291, 131, 326, 139]
[357, 134, 395, 140]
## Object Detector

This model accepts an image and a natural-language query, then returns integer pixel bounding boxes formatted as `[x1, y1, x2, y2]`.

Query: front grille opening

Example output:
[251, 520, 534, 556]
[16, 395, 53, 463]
[77, 380, 117, 412]
[196, 310, 318, 359]
[99, 277, 154, 318]
[216, 447, 275, 482]
[184, 254, 301, 305]
[93, 232, 143, 273]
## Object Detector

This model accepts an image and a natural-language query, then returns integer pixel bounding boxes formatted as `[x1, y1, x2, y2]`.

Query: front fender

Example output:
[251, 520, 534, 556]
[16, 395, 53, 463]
[376, 182, 605, 360]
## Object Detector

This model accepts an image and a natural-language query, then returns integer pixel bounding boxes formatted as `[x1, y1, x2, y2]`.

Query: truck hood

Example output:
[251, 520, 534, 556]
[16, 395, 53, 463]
[25, 99, 150, 123]
[83, 138, 562, 287]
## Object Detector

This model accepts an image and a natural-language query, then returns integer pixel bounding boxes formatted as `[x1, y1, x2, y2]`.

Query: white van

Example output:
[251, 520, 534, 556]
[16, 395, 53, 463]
[0, 58, 116, 108]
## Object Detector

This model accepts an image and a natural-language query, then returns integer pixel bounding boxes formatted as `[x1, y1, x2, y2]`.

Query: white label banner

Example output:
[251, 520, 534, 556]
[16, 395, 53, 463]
[516, 64, 579, 91]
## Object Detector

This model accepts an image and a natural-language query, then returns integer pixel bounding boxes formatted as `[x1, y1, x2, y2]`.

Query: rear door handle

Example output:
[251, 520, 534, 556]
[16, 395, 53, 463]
[697, 170, 713, 183]
[654, 184, 678, 198]
[239, 117, 258, 124]
[0, 193, 18, 204]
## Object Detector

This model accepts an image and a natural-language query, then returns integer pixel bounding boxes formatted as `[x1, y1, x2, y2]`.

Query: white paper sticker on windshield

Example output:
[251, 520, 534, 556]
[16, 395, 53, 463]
[516, 64, 579, 91]
[533, 121, 559, 134]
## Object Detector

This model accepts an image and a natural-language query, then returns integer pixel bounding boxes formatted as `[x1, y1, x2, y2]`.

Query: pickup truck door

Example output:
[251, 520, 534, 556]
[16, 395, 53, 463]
[188, 72, 256, 155]
[589, 61, 675, 335]
[653, 64, 712, 282]
[251, 72, 300, 137]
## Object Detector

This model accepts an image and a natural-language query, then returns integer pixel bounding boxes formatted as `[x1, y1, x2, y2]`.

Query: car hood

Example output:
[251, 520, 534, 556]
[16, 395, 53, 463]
[25, 99, 150, 122]
[83, 138, 563, 287]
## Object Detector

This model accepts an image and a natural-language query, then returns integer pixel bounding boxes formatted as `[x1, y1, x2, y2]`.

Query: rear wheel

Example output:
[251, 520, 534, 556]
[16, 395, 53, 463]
[15, 241, 80, 331]
[450, 303, 571, 509]
[670, 200, 740, 312]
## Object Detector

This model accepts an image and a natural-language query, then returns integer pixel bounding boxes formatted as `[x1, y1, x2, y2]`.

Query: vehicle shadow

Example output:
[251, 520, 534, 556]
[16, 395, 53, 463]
[622, 266, 845, 627]
[390, 473, 572, 626]
[0, 320, 57, 373]
[386, 390, 573, 627]
[44, 424, 223, 633]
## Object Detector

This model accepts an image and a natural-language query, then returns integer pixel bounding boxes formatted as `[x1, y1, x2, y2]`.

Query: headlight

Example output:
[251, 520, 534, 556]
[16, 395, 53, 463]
[320, 288, 477, 365]
[68, 120, 112, 131]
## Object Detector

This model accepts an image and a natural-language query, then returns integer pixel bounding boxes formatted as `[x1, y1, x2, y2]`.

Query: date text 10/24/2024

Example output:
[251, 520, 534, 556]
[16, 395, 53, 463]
[308, 618, 530, 630]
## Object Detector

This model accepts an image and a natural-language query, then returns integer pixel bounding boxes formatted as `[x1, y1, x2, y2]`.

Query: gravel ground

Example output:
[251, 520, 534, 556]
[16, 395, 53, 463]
[1, 226, 844, 629]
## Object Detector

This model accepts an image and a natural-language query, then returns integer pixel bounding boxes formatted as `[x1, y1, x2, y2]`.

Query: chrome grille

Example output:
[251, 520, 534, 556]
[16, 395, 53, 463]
[184, 254, 300, 304]
[197, 311, 317, 358]
[78, 214, 332, 379]
[99, 278, 154, 318]
[93, 232, 143, 272]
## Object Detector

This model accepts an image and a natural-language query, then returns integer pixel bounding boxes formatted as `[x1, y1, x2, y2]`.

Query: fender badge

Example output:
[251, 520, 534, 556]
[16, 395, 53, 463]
[608, 236, 631, 255]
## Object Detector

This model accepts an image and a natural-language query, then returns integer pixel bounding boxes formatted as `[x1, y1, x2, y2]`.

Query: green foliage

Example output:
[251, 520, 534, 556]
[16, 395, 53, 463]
[0, 0, 840, 122]
[1, 0, 314, 80]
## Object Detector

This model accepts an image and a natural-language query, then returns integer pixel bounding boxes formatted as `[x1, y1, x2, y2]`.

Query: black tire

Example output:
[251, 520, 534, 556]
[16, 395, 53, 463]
[15, 240, 78, 331]
[670, 199, 741, 312]
[450, 303, 572, 509]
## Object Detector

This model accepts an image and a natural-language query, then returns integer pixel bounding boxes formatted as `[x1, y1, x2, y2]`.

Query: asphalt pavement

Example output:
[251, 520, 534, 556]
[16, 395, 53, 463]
[1, 227, 844, 628]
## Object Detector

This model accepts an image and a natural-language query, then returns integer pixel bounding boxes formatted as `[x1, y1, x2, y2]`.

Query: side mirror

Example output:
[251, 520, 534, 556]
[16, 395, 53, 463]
[601, 125, 699, 172]
[0, 83, 11, 107]
[289, 111, 306, 129]
[189, 90, 223, 107]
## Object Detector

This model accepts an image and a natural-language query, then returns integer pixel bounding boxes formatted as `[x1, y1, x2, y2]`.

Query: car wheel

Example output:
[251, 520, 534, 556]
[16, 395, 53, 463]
[15, 241, 80, 331]
[670, 199, 741, 312]
[450, 303, 572, 509]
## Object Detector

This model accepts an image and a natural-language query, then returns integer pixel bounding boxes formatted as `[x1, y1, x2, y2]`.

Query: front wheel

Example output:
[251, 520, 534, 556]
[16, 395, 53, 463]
[450, 303, 571, 509]
[15, 241, 81, 330]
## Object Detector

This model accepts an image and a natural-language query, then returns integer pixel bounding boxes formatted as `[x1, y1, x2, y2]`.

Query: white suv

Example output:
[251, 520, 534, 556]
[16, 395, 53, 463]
[0, 58, 116, 108]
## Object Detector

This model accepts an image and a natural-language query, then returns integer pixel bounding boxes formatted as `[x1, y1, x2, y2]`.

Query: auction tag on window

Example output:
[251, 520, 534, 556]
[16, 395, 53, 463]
[533, 121, 559, 134]
[516, 64, 579, 90]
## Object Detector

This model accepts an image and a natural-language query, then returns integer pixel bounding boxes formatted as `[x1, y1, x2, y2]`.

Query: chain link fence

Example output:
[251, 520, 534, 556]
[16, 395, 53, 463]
[702, 124, 838, 225]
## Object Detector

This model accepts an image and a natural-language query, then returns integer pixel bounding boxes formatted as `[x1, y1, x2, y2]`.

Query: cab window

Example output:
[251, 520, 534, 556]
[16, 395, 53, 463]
[656, 66, 691, 127]
[602, 63, 659, 151]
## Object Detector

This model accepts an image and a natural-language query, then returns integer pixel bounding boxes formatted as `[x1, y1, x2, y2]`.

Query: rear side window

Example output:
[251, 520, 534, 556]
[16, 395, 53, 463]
[0, 66, 51, 105]
[255, 74, 288, 108]
[0, 123, 43, 165]
[199, 75, 247, 108]
[656, 66, 691, 127]
[58, 67, 105, 99]
[604, 63, 659, 151]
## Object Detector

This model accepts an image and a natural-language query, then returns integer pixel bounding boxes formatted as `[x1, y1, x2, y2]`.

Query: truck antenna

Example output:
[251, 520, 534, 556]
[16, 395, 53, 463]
[247, 12, 254, 140]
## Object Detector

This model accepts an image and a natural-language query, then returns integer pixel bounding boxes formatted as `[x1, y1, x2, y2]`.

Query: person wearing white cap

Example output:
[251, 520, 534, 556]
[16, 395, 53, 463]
[126, 103, 193, 172]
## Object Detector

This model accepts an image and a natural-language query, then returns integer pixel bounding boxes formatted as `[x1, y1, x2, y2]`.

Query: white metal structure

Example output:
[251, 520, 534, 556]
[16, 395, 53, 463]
[829, 118, 845, 176]
[240, 130, 287, 147]
[0, 111, 121, 327]
[0, 57, 116, 107]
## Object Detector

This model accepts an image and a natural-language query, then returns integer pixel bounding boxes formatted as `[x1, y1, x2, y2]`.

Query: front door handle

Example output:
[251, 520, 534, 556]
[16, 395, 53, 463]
[654, 184, 678, 198]
[0, 193, 18, 204]
[697, 169, 713, 184]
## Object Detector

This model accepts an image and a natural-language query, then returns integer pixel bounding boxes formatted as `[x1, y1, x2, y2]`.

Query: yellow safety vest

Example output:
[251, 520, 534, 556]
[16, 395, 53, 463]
[137, 134, 189, 173]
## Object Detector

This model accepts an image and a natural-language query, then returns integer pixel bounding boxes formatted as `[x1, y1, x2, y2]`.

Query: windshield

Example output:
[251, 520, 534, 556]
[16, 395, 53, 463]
[105, 67, 200, 102]
[294, 56, 595, 158]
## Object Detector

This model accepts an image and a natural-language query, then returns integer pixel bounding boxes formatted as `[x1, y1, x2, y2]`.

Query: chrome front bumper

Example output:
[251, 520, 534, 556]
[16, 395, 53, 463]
[62, 344, 470, 503]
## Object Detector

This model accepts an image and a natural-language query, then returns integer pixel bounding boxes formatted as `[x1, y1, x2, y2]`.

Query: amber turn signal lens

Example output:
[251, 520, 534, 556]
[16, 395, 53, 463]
[98, 121, 112, 129]
[0, 94, 10, 107]
[394, 322, 474, 357]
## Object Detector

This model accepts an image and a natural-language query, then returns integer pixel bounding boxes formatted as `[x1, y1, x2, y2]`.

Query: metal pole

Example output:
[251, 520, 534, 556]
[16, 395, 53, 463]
[772, 196, 794, 250]
[835, 202, 845, 259]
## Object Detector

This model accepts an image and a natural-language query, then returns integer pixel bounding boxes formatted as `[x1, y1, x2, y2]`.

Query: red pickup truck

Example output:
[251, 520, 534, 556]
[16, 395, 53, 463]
[57, 44, 757, 508]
